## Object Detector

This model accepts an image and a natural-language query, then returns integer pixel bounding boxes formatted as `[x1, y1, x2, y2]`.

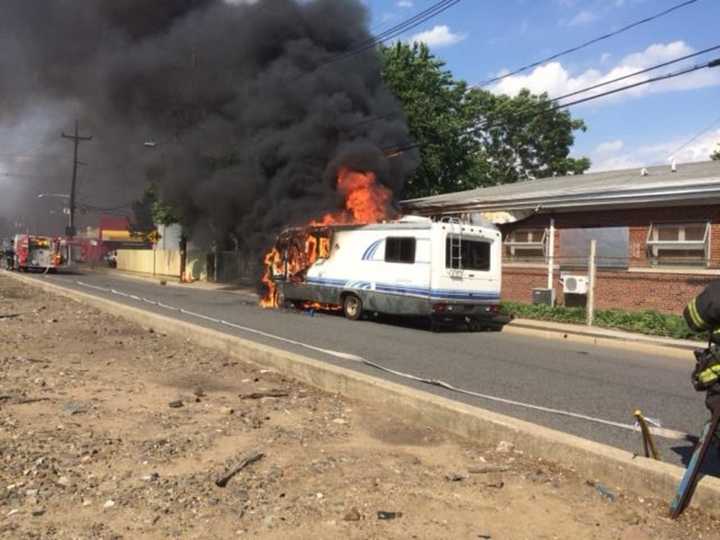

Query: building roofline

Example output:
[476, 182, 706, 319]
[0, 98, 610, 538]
[401, 161, 720, 214]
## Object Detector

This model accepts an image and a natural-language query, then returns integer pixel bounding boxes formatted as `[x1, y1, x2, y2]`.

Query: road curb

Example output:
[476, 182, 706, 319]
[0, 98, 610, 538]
[505, 319, 699, 359]
[6, 270, 720, 514]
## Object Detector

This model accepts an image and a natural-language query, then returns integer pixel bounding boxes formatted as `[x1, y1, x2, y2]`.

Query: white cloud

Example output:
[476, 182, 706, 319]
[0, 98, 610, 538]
[408, 25, 467, 48]
[489, 41, 720, 105]
[590, 129, 720, 171]
[397, 0, 414, 7]
[600, 52, 612, 64]
[595, 140, 624, 155]
[565, 10, 598, 26]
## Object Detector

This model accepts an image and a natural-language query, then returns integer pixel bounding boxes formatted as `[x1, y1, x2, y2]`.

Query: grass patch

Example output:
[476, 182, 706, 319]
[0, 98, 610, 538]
[500, 301, 705, 342]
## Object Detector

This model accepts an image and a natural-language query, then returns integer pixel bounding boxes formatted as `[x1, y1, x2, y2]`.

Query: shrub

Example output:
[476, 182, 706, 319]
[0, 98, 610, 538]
[500, 302, 705, 341]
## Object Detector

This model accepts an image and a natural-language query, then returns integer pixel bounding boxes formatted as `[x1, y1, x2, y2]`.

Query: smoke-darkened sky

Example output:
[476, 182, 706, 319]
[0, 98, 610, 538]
[0, 0, 418, 248]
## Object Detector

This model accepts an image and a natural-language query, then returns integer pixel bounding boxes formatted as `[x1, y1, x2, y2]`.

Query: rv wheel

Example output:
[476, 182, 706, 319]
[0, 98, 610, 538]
[274, 289, 287, 308]
[342, 294, 363, 321]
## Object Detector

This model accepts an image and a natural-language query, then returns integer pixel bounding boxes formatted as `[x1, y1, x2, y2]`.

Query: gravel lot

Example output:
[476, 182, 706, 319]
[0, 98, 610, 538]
[1, 273, 719, 540]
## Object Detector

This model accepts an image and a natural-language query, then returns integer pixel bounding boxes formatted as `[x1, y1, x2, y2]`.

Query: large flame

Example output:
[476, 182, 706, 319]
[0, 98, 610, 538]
[260, 167, 395, 308]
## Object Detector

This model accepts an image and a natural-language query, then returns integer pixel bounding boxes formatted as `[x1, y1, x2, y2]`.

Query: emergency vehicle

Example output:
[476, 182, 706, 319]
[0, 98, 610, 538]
[13, 234, 72, 272]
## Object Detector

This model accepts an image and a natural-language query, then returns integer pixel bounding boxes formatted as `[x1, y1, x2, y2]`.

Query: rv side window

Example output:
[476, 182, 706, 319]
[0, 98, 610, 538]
[445, 237, 491, 271]
[385, 237, 416, 264]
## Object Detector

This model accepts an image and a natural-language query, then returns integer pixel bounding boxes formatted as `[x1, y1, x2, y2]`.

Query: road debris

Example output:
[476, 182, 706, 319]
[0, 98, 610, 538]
[343, 508, 361, 521]
[588, 480, 617, 502]
[214, 449, 265, 487]
[468, 465, 511, 474]
[240, 390, 289, 400]
[377, 511, 402, 520]
[445, 472, 467, 482]
[495, 441, 515, 453]
[168, 400, 184, 408]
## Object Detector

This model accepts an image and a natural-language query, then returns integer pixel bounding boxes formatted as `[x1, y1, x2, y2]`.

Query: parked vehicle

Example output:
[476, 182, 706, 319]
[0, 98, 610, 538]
[13, 234, 72, 272]
[271, 216, 502, 328]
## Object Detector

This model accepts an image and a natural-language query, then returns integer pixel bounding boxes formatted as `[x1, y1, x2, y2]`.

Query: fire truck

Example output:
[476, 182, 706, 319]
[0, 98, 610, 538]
[13, 234, 72, 272]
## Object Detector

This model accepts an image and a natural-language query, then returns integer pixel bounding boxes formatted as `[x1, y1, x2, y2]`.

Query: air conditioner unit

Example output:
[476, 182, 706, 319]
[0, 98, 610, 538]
[562, 275, 589, 295]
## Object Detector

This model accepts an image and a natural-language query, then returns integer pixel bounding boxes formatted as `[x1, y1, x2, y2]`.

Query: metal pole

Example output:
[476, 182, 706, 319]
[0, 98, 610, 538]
[587, 239, 597, 327]
[547, 218, 555, 293]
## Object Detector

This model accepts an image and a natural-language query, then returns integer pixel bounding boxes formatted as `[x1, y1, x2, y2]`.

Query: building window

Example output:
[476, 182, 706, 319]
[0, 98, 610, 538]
[647, 222, 710, 266]
[385, 237, 416, 264]
[445, 237, 491, 271]
[504, 229, 546, 261]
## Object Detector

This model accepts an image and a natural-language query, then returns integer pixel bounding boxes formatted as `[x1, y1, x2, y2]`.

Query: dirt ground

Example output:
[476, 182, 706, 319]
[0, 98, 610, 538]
[1, 274, 719, 540]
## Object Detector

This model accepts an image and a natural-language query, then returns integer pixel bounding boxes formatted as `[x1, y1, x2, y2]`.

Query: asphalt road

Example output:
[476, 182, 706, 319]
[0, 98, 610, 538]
[20, 269, 712, 469]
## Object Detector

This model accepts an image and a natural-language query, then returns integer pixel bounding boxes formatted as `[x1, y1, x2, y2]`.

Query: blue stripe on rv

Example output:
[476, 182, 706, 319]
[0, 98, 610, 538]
[361, 240, 382, 261]
[306, 277, 499, 301]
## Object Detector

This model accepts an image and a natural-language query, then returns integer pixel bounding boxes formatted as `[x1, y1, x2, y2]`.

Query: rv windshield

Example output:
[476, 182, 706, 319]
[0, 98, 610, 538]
[445, 237, 490, 271]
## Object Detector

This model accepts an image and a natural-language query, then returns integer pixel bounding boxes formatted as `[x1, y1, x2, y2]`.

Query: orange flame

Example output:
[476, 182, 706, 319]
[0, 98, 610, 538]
[259, 167, 396, 308]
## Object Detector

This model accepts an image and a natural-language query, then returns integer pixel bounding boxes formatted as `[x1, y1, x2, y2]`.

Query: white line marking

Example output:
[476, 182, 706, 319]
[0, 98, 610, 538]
[72, 279, 688, 441]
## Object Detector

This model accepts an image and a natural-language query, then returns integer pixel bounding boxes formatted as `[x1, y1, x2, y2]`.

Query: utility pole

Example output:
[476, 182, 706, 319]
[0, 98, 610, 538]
[61, 120, 92, 238]
[587, 239, 597, 327]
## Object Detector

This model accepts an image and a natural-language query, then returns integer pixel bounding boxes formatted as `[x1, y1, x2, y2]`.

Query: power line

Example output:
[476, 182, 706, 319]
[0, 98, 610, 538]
[668, 114, 720, 158]
[552, 43, 720, 102]
[554, 57, 717, 108]
[385, 56, 720, 155]
[370, 43, 720, 131]
[308, 0, 462, 72]
[477, 0, 701, 87]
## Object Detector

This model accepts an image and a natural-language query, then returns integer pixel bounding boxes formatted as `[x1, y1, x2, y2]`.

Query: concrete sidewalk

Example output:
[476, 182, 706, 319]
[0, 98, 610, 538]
[87, 267, 701, 353]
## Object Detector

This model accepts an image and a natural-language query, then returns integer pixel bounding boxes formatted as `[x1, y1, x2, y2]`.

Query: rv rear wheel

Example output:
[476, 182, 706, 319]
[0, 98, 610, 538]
[343, 294, 363, 321]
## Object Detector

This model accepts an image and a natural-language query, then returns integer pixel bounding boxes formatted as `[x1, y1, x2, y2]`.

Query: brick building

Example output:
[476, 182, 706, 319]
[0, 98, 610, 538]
[402, 160, 720, 314]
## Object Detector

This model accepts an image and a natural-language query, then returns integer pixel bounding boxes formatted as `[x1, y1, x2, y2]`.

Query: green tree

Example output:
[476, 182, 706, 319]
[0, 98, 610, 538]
[712, 143, 720, 161]
[470, 89, 590, 186]
[380, 42, 480, 198]
[132, 184, 181, 227]
[379, 43, 590, 198]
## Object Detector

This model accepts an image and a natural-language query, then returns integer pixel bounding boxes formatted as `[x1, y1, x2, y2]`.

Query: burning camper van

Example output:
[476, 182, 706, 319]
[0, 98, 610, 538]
[264, 216, 502, 328]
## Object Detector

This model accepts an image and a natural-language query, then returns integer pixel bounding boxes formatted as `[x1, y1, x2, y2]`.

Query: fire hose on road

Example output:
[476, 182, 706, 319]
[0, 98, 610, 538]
[72, 279, 690, 442]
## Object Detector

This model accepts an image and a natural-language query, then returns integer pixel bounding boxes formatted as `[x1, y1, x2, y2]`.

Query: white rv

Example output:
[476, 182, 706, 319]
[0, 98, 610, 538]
[272, 216, 503, 327]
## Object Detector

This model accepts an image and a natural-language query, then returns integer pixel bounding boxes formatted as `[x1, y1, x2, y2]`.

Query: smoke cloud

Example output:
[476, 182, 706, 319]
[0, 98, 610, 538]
[0, 0, 418, 251]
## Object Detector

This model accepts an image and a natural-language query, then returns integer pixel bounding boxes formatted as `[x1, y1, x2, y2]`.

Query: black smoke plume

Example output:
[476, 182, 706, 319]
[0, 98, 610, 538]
[0, 0, 418, 253]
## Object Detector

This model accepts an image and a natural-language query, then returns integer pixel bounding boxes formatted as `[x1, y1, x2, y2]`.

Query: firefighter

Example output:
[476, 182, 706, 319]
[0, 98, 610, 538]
[3, 242, 14, 270]
[684, 281, 720, 411]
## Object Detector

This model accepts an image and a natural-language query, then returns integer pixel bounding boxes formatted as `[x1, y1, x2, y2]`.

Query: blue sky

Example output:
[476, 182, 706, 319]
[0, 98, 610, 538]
[363, 0, 720, 170]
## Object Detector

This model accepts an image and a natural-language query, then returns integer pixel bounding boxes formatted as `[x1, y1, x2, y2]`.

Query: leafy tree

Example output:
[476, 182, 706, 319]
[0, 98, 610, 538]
[380, 42, 481, 198]
[132, 184, 181, 227]
[469, 89, 590, 186]
[379, 43, 590, 198]
[712, 143, 720, 161]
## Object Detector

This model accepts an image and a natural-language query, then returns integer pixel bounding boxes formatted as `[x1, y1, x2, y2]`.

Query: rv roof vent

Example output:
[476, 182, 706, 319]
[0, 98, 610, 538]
[398, 215, 432, 223]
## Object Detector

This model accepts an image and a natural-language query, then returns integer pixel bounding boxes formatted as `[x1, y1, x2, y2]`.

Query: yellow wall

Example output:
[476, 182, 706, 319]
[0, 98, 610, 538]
[116, 249, 181, 278]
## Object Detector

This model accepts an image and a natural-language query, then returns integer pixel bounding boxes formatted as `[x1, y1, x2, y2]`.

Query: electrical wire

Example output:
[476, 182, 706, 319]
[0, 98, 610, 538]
[553, 58, 716, 108]
[552, 44, 720, 102]
[668, 114, 720, 159]
[385, 56, 720, 155]
[477, 0, 701, 87]
[310, 0, 462, 71]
